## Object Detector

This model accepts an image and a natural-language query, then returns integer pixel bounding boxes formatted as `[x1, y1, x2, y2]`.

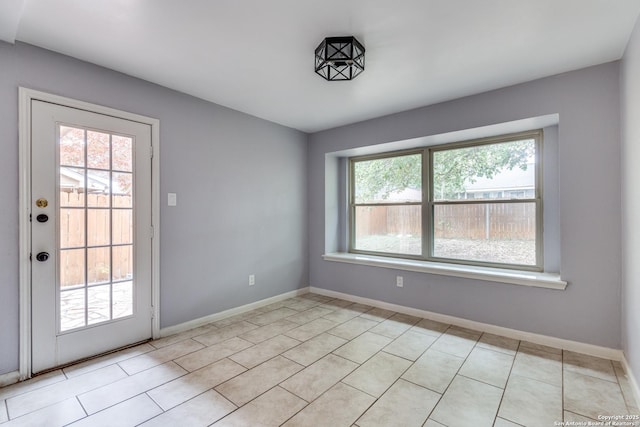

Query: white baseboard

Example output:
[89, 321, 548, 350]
[621, 354, 640, 410]
[159, 287, 310, 337]
[309, 287, 624, 361]
[0, 370, 21, 388]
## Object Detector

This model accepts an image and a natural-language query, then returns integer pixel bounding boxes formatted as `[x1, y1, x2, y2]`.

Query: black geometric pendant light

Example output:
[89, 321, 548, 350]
[315, 36, 365, 81]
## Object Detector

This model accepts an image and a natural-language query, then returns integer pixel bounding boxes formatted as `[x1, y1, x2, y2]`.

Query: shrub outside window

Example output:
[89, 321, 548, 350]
[349, 130, 543, 271]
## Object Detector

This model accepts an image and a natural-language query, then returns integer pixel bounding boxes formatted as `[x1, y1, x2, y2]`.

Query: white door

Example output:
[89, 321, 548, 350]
[31, 100, 153, 373]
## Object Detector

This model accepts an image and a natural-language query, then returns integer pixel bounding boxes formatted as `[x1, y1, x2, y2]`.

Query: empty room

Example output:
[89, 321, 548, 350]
[1, 1, 640, 426]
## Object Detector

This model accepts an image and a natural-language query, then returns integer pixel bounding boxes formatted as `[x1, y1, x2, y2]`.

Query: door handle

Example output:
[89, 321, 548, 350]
[36, 252, 50, 262]
[36, 214, 49, 223]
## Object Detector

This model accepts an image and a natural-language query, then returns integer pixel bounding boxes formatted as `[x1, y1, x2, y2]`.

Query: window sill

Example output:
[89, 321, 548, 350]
[322, 252, 567, 290]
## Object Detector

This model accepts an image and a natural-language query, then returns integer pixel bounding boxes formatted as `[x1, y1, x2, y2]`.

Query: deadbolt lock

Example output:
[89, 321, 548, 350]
[36, 252, 49, 262]
[35, 198, 48, 208]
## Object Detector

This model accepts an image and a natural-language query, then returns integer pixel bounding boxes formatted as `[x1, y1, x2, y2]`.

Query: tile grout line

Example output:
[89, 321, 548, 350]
[76, 390, 158, 423]
[146, 386, 237, 424]
[418, 324, 481, 426]
[0, 371, 68, 402]
[613, 359, 632, 408]
[244, 315, 347, 361]
[323, 319, 382, 342]
[216, 365, 308, 425]
[212, 354, 304, 401]
[6, 364, 135, 419]
[76, 369, 184, 418]
[456, 373, 508, 391]
[136, 392, 166, 426]
[561, 349, 565, 423]
[1, 399, 7, 423]
[353, 345, 436, 425]
[5, 396, 85, 424]
[74, 395, 89, 422]
[278, 304, 390, 362]
[490, 334, 520, 427]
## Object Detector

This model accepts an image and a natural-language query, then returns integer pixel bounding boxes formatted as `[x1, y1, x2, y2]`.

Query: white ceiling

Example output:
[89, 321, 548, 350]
[2, 0, 640, 133]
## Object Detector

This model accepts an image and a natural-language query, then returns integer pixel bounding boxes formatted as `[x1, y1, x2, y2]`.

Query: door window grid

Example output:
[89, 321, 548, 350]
[58, 125, 134, 332]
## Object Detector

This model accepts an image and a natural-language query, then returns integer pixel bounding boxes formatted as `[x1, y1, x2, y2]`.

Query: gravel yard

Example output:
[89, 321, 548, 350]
[355, 235, 535, 266]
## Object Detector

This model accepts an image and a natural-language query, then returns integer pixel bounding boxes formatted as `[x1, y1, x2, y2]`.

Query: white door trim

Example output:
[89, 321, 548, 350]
[18, 87, 161, 380]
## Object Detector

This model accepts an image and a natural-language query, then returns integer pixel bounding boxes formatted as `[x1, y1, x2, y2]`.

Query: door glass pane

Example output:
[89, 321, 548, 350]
[87, 131, 110, 170]
[60, 208, 84, 248]
[59, 249, 84, 288]
[59, 126, 84, 167]
[354, 205, 422, 255]
[57, 125, 135, 332]
[113, 172, 132, 207]
[60, 288, 86, 332]
[60, 190, 84, 208]
[113, 281, 133, 319]
[112, 245, 133, 281]
[433, 202, 537, 265]
[87, 209, 110, 246]
[112, 209, 133, 244]
[60, 168, 85, 207]
[86, 170, 110, 207]
[87, 247, 110, 285]
[112, 135, 133, 172]
[88, 285, 111, 325]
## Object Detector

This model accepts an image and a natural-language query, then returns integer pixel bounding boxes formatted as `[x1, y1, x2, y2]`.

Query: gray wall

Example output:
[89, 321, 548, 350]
[621, 16, 640, 389]
[309, 62, 622, 348]
[0, 42, 308, 375]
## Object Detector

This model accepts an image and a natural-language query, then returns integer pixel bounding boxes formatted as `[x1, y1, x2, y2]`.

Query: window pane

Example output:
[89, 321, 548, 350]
[433, 202, 536, 265]
[354, 154, 421, 204]
[354, 205, 421, 255]
[433, 139, 535, 201]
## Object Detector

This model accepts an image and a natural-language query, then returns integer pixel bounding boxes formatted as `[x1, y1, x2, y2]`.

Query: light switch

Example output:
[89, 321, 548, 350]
[168, 193, 177, 206]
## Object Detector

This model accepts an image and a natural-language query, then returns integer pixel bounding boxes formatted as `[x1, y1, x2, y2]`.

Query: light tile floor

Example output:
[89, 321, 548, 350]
[1, 293, 639, 427]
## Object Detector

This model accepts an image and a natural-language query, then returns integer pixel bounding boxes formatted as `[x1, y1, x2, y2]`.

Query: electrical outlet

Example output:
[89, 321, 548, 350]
[249, 274, 255, 286]
[396, 276, 403, 288]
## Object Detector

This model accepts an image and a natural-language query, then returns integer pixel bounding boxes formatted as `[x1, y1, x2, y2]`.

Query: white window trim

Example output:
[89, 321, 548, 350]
[322, 252, 567, 290]
[348, 130, 544, 272]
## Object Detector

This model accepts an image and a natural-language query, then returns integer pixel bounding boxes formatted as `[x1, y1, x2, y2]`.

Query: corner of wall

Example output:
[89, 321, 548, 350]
[620, 9, 640, 396]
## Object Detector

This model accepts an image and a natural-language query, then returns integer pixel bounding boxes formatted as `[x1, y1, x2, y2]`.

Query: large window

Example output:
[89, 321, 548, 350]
[350, 131, 542, 271]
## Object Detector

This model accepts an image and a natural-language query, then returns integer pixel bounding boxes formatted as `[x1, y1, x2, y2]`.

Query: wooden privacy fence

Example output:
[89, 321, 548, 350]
[59, 192, 133, 286]
[356, 203, 535, 240]
[356, 205, 422, 238]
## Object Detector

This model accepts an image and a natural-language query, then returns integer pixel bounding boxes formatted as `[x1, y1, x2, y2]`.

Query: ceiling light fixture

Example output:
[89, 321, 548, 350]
[315, 36, 365, 81]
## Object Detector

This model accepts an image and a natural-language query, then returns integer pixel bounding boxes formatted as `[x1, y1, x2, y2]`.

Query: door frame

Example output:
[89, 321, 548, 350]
[18, 88, 161, 380]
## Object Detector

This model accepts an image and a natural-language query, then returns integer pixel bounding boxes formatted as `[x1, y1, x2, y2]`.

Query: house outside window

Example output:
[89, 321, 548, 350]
[350, 130, 543, 271]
